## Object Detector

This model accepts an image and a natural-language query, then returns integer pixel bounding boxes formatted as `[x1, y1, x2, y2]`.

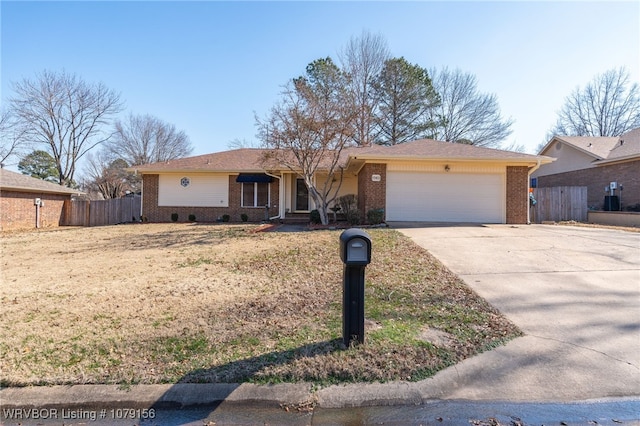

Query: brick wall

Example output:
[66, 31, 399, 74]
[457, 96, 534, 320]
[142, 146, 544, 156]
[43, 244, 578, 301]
[1, 190, 69, 231]
[537, 160, 639, 209]
[357, 163, 387, 223]
[506, 166, 529, 224]
[142, 174, 280, 223]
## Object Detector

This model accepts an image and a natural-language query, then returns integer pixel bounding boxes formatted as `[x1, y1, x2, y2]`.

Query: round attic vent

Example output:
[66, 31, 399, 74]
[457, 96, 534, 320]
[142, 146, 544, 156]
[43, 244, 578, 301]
[555, 142, 562, 150]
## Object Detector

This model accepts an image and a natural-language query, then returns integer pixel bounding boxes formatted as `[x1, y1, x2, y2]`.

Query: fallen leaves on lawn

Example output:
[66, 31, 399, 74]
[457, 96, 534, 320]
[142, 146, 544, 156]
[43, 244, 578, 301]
[0, 224, 521, 386]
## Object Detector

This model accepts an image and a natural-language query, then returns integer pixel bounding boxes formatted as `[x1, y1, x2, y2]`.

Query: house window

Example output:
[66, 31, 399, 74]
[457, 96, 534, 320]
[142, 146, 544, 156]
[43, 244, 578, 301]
[242, 182, 270, 207]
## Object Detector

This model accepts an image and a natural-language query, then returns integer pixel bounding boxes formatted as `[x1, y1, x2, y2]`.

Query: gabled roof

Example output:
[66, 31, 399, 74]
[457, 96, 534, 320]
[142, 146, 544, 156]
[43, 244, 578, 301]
[0, 168, 83, 195]
[539, 128, 640, 164]
[132, 139, 552, 175]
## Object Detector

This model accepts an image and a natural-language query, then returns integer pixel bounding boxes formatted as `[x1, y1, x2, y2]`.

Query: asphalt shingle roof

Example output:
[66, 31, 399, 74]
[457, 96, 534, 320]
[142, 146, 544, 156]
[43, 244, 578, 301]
[0, 169, 82, 195]
[131, 149, 270, 173]
[348, 138, 546, 160]
[546, 128, 640, 162]
[132, 140, 550, 174]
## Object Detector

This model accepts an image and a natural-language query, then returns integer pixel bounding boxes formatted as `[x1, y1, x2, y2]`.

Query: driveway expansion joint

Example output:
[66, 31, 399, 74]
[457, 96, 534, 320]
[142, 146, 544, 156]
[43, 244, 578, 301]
[527, 334, 639, 369]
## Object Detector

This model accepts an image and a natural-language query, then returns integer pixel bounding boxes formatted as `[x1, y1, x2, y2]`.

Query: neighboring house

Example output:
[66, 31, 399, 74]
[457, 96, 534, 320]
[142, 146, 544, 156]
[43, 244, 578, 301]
[131, 139, 553, 225]
[531, 128, 640, 209]
[0, 168, 84, 231]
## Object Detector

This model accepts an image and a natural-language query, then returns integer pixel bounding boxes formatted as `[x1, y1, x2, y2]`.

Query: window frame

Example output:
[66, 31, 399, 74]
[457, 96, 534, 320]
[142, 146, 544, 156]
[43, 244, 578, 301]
[241, 181, 271, 208]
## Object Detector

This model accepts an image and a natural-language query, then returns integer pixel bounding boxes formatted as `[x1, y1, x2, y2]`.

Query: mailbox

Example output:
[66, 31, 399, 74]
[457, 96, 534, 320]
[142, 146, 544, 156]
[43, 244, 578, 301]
[339, 228, 372, 266]
[339, 228, 372, 346]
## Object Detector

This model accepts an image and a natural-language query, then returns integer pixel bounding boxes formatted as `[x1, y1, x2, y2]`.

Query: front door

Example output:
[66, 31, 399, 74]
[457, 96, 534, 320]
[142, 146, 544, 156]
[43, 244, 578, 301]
[295, 178, 309, 211]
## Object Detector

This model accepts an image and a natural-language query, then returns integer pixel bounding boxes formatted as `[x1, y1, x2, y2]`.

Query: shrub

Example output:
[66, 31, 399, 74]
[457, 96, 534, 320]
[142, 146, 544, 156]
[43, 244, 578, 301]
[346, 209, 361, 226]
[310, 209, 322, 224]
[188, 214, 196, 222]
[241, 213, 249, 222]
[338, 194, 357, 214]
[222, 214, 230, 222]
[337, 194, 360, 225]
[171, 213, 179, 222]
[141, 215, 148, 223]
[367, 208, 384, 225]
[625, 203, 640, 212]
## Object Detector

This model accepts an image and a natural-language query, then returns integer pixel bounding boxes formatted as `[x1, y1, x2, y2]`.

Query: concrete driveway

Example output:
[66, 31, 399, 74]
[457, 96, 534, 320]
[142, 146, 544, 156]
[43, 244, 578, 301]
[394, 223, 640, 402]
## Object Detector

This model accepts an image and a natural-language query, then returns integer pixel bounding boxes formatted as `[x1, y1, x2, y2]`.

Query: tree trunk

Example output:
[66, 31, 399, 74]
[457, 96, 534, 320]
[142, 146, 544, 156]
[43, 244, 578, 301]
[308, 186, 330, 225]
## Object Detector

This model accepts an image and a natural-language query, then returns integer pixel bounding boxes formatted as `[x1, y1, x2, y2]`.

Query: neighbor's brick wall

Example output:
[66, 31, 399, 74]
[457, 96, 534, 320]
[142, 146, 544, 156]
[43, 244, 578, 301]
[506, 166, 529, 224]
[1, 190, 69, 231]
[142, 174, 280, 223]
[537, 160, 640, 209]
[358, 163, 387, 223]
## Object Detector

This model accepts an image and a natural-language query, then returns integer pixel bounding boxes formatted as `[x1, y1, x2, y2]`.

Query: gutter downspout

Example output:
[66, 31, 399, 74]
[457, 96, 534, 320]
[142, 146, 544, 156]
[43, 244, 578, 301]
[527, 159, 542, 224]
[135, 169, 143, 221]
[35, 200, 41, 229]
[264, 171, 283, 221]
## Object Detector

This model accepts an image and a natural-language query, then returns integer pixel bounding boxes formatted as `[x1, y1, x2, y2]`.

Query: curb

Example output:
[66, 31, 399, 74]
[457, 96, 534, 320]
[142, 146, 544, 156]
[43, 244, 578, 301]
[0, 383, 314, 410]
[3, 382, 640, 407]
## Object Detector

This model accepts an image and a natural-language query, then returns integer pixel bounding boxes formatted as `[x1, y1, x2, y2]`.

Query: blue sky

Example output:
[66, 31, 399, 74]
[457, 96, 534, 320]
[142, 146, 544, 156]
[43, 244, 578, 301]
[2, 1, 639, 165]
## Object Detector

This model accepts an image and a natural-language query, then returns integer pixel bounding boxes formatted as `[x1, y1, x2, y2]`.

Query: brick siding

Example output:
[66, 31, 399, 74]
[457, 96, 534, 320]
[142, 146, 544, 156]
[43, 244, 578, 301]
[537, 160, 639, 209]
[142, 174, 280, 223]
[1, 190, 70, 231]
[357, 163, 387, 223]
[506, 166, 529, 224]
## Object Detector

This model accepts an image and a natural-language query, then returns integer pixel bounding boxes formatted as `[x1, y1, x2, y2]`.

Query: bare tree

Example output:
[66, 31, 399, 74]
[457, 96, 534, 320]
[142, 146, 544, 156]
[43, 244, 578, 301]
[10, 70, 123, 186]
[339, 30, 390, 146]
[549, 67, 640, 137]
[83, 150, 138, 199]
[429, 67, 513, 148]
[0, 108, 27, 167]
[107, 113, 193, 166]
[257, 58, 356, 225]
[501, 140, 527, 153]
[227, 138, 261, 150]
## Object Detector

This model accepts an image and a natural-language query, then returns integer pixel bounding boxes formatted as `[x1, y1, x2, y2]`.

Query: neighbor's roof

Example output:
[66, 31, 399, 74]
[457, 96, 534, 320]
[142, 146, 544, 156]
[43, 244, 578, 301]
[132, 140, 553, 174]
[540, 127, 640, 164]
[0, 168, 83, 195]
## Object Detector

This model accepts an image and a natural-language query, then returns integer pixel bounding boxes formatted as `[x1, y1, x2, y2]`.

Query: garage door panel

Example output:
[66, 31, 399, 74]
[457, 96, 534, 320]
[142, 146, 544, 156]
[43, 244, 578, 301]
[386, 172, 504, 223]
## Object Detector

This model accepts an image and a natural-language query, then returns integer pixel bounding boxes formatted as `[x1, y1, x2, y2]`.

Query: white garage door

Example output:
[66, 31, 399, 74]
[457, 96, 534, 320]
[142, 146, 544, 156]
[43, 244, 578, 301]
[386, 172, 504, 223]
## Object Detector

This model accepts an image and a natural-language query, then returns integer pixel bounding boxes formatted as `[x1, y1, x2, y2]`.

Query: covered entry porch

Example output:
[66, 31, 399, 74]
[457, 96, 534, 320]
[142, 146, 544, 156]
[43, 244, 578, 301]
[272, 172, 358, 222]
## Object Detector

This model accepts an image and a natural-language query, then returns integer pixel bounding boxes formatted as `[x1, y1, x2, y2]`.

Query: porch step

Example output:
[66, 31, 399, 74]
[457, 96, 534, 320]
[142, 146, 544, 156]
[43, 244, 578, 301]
[282, 214, 310, 224]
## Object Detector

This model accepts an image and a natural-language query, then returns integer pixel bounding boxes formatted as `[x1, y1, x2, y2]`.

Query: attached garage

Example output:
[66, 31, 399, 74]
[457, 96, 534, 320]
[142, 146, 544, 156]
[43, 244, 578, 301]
[351, 140, 552, 225]
[386, 169, 505, 223]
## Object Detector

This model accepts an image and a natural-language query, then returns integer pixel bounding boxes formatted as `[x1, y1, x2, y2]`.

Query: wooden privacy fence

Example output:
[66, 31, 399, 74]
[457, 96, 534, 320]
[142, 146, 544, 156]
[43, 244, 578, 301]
[532, 186, 587, 223]
[63, 196, 141, 227]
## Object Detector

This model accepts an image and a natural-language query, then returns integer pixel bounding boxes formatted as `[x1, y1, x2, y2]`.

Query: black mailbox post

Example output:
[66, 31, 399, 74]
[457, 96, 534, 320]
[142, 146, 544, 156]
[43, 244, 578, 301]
[339, 228, 372, 346]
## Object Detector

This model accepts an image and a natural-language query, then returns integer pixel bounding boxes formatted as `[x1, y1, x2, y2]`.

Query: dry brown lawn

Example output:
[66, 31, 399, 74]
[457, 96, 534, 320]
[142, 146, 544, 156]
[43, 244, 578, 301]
[0, 223, 520, 386]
